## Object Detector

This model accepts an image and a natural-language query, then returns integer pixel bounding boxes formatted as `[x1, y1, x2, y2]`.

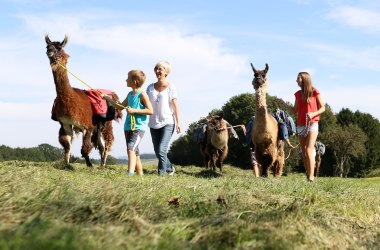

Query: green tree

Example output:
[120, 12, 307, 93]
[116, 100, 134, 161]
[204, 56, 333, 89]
[106, 155, 118, 165]
[0, 144, 64, 162]
[169, 113, 214, 167]
[0, 145, 12, 161]
[38, 144, 64, 161]
[336, 109, 380, 176]
[320, 124, 367, 177]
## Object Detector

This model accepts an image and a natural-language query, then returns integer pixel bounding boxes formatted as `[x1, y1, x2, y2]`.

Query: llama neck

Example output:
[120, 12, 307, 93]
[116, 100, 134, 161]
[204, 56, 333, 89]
[52, 63, 73, 97]
[255, 87, 268, 118]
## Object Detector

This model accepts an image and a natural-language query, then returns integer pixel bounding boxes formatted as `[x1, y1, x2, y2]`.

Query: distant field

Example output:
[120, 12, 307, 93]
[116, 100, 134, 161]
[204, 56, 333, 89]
[0, 161, 379, 249]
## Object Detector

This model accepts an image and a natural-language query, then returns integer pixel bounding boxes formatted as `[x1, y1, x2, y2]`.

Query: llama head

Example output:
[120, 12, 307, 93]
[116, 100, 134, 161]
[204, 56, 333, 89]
[207, 113, 226, 131]
[45, 34, 69, 66]
[251, 63, 269, 90]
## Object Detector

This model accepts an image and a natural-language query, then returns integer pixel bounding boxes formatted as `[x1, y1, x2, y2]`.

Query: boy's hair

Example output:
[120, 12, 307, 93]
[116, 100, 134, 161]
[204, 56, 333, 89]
[128, 70, 146, 87]
[154, 60, 171, 76]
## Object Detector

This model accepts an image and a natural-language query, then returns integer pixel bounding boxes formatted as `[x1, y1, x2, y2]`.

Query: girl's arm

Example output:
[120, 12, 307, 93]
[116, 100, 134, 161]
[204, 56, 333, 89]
[308, 94, 325, 119]
[275, 97, 297, 114]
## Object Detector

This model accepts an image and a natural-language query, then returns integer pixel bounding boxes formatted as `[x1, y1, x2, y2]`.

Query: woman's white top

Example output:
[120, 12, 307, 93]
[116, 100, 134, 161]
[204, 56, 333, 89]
[146, 83, 178, 129]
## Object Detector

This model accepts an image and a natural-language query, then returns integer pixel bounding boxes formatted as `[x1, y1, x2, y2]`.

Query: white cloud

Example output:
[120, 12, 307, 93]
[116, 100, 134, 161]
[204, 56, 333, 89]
[322, 84, 380, 119]
[326, 6, 380, 34]
[298, 40, 380, 71]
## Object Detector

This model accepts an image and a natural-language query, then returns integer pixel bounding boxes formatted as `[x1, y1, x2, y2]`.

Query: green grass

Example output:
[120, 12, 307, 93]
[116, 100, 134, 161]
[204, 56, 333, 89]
[0, 161, 379, 250]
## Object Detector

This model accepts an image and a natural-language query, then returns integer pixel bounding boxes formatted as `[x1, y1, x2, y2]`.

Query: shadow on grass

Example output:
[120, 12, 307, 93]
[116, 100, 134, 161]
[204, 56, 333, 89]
[180, 168, 223, 178]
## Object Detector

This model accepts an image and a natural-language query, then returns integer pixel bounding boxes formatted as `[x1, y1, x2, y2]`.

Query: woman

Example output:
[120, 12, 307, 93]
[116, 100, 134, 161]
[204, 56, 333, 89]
[146, 61, 181, 176]
[277, 72, 325, 182]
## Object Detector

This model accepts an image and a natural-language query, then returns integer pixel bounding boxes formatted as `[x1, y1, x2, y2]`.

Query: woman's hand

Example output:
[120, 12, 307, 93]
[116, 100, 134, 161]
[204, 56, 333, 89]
[176, 123, 181, 134]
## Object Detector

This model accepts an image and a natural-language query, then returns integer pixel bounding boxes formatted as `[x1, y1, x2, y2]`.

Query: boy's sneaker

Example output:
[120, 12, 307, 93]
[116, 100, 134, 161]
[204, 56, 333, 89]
[169, 165, 175, 176]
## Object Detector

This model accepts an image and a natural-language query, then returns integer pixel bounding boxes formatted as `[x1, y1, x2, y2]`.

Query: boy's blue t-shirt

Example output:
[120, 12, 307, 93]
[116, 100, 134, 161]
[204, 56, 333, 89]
[124, 90, 148, 131]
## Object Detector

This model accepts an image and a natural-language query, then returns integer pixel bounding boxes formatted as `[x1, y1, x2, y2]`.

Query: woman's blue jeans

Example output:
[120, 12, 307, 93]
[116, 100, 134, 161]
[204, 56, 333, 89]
[150, 124, 175, 175]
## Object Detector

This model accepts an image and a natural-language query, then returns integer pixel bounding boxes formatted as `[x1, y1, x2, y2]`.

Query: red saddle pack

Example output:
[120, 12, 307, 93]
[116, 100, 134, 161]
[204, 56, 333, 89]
[51, 89, 116, 122]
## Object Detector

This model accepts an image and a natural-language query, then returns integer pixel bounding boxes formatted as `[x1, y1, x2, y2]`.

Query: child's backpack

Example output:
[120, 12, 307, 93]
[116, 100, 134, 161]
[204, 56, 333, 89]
[245, 117, 255, 145]
[315, 141, 326, 155]
[192, 123, 207, 144]
[273, 109, 296, 138]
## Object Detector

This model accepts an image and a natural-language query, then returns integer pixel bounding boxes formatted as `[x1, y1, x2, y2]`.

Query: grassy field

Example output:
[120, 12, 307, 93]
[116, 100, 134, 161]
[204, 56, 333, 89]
[0, 161, 379, 250]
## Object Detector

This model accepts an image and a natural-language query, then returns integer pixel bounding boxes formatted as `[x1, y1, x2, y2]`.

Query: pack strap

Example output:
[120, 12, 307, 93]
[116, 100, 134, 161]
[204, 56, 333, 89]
[215, 124, 246, 134]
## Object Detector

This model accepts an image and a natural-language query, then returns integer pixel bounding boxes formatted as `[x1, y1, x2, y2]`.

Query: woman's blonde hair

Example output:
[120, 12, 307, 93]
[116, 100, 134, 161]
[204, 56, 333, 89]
[298, 72, 313, 103]
[154, 60, 171, 76]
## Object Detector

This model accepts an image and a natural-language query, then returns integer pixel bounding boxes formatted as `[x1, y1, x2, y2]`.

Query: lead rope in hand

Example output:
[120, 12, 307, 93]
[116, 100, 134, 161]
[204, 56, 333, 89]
[296, 115, 311, 137]
[285, 114, 310, 159]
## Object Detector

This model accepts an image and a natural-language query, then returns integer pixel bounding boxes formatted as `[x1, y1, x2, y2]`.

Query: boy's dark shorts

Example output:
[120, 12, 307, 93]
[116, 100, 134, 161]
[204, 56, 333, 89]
[124, 130, 145, 156]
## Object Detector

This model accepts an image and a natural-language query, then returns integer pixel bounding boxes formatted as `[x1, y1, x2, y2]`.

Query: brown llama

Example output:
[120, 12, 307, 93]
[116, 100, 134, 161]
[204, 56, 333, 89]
[45, 35, 122, 168]
[250, 63, 284, 177]
[200, 114, 229, 172]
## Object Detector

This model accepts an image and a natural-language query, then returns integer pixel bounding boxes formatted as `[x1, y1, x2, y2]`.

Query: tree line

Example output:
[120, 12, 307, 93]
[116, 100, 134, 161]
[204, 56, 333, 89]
[0, 144, 66, 162]
[0, 144, 156, 165]
[168, 93, 380, 177]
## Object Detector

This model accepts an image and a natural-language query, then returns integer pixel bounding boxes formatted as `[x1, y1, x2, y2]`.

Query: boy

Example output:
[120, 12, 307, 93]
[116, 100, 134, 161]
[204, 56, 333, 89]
[101, 70, 153, 176]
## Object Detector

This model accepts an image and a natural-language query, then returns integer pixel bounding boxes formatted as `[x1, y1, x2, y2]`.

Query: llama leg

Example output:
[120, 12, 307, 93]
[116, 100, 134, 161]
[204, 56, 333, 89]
[218, 146, 228, 173]
[204, 145, 213, 170]
[101, 122, 114, 168]
[275, 141, 285, 177]
[257, 164, 262, 177]
[200, 144, 208, 169]
[211, 148, 218, 171]
[59, 125, 73, 166]
[91, 125, 105, 168]
[81, 129, 94, 167]
[261, 165, 269, 177]
[315, 154, 321, 177]
[98, 135, 107, 168]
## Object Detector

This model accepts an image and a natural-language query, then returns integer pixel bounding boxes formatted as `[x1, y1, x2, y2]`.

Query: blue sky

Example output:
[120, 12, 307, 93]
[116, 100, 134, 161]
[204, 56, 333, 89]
[1, 0, 380, 158]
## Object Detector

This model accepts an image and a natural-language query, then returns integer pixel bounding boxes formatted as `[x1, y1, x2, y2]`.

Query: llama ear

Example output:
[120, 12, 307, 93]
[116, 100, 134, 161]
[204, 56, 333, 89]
[61, 35, 68, 47]
[250, 63, 257, 73]
[45, 34, 51, 45]
[264, 63, 269, 73]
